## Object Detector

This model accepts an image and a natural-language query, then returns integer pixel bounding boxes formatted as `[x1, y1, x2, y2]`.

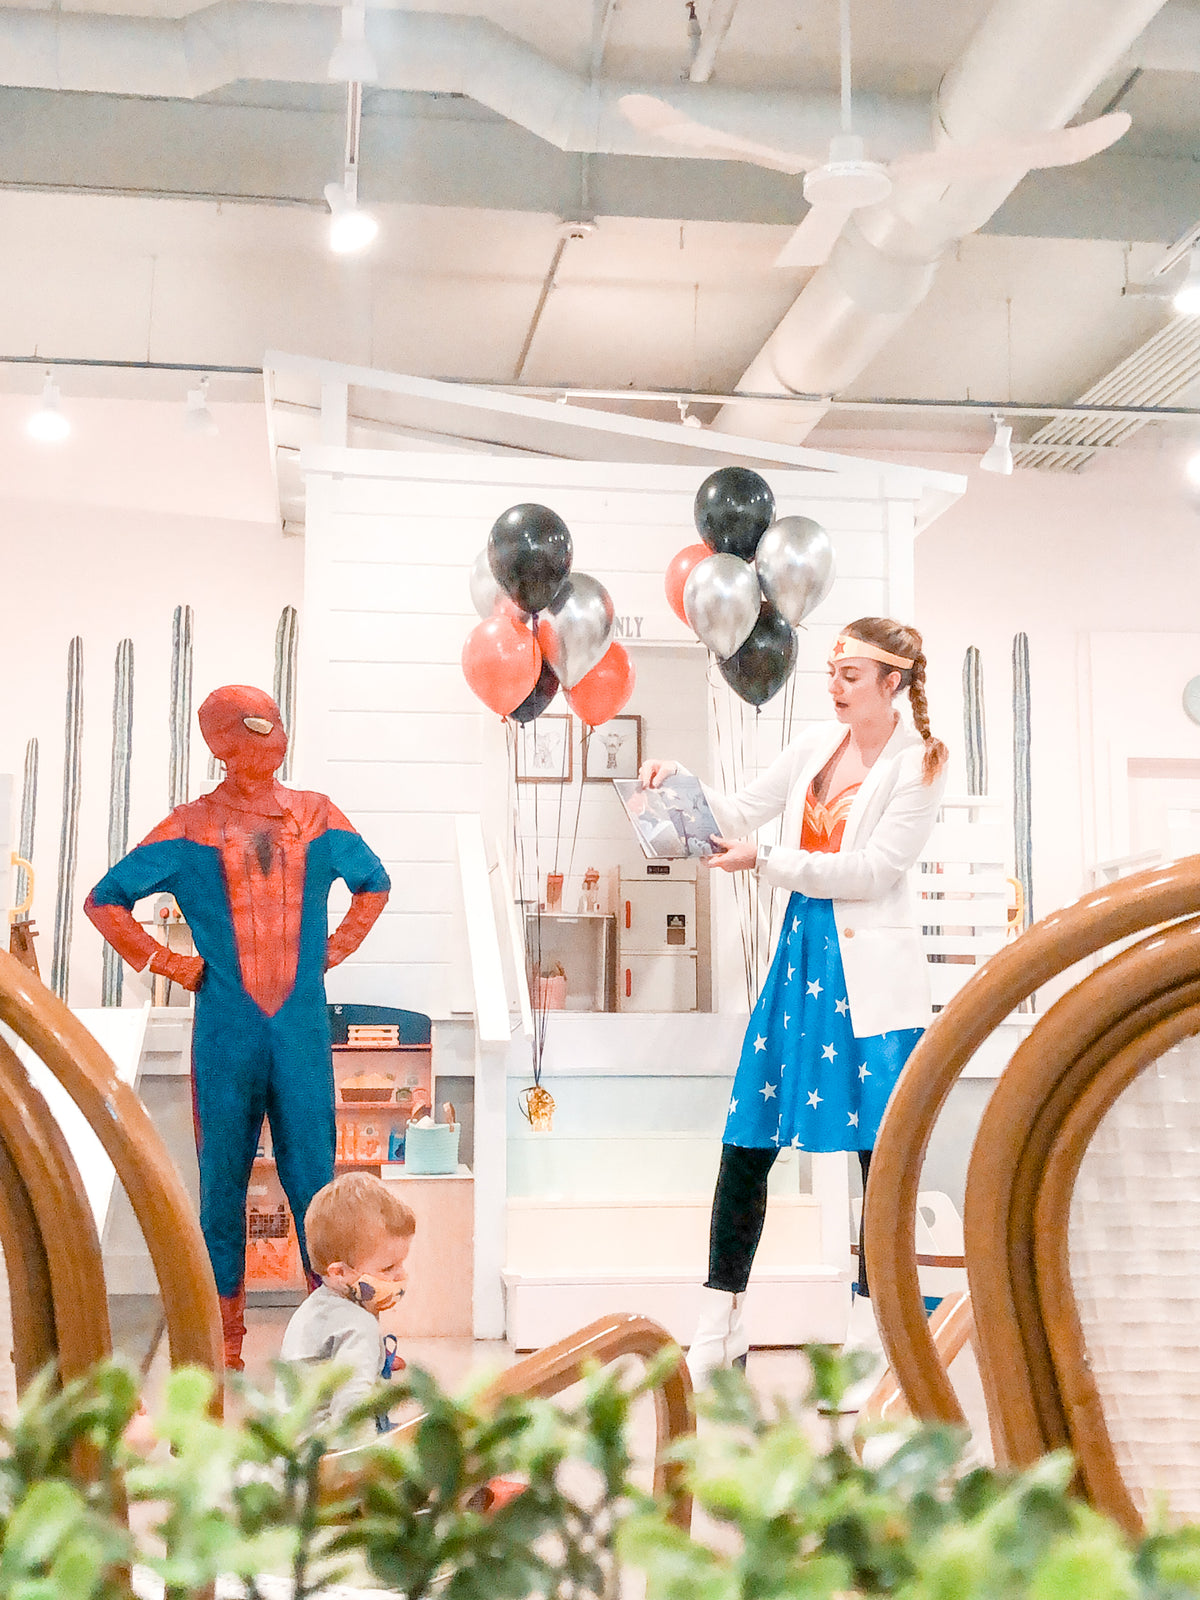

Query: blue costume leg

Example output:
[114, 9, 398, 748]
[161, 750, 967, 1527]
[191, 992, 272, 1298]
[266, 999, 336, 1284]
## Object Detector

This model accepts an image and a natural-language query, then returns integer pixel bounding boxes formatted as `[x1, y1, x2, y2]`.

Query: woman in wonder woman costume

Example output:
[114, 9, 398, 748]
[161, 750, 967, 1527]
[641, 618, 948, 1396]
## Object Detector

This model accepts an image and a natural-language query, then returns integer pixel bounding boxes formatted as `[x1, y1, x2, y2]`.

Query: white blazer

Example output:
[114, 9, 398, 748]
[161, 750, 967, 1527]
[704, 719, 948, 1039]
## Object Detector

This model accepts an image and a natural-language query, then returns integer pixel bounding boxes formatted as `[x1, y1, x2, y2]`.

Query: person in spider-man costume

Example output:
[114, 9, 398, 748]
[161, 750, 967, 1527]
[85, 685, 390, 1369]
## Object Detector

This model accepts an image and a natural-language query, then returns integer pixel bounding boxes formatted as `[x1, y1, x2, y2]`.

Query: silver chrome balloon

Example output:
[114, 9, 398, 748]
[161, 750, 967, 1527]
[683, 552, 761, 661]
[537, 572, 615, 688]
[754, 516, 835, 627]
[469, 548, 507, 619]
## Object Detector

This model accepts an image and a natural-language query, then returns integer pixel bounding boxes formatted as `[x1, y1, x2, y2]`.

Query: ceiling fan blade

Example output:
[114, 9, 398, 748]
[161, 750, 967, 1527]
[775, 203, 855, 268]
[1004, 109, 1132, 169]
[617, 94, 815, 175]
[891, 110, 1133, 184]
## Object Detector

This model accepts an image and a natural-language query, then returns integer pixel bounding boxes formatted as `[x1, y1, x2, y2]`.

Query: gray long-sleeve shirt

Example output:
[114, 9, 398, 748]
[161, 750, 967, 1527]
[280, 1284, 383, 1429]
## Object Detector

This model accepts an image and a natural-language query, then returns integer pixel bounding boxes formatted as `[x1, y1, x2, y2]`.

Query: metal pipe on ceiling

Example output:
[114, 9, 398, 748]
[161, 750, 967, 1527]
[513, 235, 571, 383]
[688, 0, 741, 84]
[0, 3, 930, 163]
[6, 357, 1200, 426]
[714, 0, 1174, 445]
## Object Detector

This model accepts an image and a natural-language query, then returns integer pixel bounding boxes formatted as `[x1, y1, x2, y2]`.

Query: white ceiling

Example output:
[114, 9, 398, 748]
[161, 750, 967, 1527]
[2, 0, 1200, 477]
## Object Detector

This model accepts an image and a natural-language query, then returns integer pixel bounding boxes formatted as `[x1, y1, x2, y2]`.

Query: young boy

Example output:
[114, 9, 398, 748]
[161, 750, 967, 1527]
[280, 1172, 415, 1429]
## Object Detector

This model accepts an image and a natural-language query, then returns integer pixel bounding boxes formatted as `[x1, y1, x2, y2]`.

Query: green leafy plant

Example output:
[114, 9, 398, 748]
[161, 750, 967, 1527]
[619, 1351, 1200, 1600]
[0, 1353, 652, 1600]
[4, 1347, 1200, 1599]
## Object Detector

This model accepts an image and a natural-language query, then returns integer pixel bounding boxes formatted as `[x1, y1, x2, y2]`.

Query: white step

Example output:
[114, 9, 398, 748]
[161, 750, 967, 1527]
[501, 1267, 848, 1352]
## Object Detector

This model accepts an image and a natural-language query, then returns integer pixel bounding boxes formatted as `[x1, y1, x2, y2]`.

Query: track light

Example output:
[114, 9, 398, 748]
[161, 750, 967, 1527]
[1176, 247, 1200, 316]
[184, 376, 218, 436]
[27, 372, 70, 442]
[324, 179, 378, 254]
[980, 414, 1013, 476]
[327, 1, 377, 84]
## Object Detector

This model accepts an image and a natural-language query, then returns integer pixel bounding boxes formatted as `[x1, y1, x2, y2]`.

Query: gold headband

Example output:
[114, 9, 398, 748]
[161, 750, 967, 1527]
[830, 635, 914, 671]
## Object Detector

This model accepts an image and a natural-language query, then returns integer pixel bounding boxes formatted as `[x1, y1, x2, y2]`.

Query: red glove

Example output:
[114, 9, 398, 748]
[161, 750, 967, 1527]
[326, 889, 389, 970]
[148, 947, 206, 992]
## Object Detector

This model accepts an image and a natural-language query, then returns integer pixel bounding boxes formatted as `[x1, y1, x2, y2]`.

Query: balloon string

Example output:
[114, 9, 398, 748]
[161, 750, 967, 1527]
[764, 650, 798, 967]
[531, 732, 551, 1089]
[709, 660, 754, 1009]
[514, 721, 547, 1094]
[563, 725, 588, 897]
[551, 707, 569, 878]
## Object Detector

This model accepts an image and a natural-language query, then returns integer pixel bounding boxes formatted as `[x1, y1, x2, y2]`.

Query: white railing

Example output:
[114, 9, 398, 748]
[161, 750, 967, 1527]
[918, 795, 1012, 1012]
[454, 814, 552, 1339]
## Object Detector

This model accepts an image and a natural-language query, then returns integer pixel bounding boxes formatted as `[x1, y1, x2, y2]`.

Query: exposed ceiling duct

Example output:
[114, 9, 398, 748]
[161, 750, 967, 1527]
[1129, 0, 1200, 70]
[0, 3, 930, 163]
[713, 0, 1173, 446]
[1015, 315, 1200, 470]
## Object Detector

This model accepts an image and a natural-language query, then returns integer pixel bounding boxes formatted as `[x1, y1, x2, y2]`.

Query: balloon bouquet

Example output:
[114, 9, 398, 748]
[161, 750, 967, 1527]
[463, 502, 634, 728]
[665, 466, 835, 703]
[666, 467, 836, 1003]
[461, 503, 636, 1130]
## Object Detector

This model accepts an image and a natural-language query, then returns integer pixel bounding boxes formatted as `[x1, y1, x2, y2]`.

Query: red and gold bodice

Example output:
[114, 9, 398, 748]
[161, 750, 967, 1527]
[800, 780, 861, 854]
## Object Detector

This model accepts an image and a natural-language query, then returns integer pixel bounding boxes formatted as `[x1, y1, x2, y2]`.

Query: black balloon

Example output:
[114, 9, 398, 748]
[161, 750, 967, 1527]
[718, 602, 797, 707]
[510, 658, 560, 724]
[694, 467, 775, 561]
[488, 503, 573, 614]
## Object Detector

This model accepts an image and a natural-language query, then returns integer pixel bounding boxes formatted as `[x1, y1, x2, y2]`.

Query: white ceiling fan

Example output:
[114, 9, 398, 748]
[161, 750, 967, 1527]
[621, 0, 1131, 269]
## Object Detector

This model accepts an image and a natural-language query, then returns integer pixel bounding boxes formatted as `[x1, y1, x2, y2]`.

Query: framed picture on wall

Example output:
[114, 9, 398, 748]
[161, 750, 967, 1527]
[515, 714, 573, 783]
[583, 715, 643, 783]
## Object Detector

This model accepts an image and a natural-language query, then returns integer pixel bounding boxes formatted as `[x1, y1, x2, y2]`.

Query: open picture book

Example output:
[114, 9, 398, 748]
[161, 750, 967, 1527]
[613, 773, 722, 859]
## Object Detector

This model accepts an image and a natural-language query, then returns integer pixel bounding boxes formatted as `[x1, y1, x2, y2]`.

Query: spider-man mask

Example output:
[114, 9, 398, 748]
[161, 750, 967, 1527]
[198, 685, 289, 781]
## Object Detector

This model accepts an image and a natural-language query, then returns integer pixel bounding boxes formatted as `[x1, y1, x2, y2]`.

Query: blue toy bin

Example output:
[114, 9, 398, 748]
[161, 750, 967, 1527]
[404, 1122, 460, 1175]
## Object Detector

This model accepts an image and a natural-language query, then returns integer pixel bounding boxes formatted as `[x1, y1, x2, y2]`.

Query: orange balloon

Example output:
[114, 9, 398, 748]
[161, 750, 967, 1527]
[565, 642, 635, 726]
[462, 614, 541, 716]
[664, 543, 709, 626]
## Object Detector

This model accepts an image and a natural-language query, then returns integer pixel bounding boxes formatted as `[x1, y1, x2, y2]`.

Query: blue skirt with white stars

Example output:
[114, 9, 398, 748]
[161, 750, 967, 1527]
[722, 891, 923, 1154]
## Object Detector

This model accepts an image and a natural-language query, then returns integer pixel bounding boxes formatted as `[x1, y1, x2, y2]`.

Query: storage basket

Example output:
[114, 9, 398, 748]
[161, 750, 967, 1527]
[404, 1122, 460, 1175]
[339, 1085, 394, 1104]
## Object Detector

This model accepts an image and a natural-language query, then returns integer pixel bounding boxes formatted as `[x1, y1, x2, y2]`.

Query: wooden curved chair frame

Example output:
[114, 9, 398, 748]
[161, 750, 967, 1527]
[867, 857, 1200, 1485]
[964, 920, 1200, 1481]
[324, 1312, 695, 1529]
[0, 948, 222, 1385]
[1033, 996, 1200, 1532]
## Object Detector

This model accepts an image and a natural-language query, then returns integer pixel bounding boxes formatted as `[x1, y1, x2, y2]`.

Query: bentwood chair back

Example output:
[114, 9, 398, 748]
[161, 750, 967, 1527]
[866, 855, 1200, 1533]
[0, 947, 222, 1389]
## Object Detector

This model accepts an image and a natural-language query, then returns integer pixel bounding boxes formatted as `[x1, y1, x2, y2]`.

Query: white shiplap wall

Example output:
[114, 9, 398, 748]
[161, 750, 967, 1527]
[297, 451, 926, 1019]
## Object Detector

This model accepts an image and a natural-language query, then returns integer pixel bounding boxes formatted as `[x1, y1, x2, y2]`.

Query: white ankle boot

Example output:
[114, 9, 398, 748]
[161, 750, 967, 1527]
[686, 1287, 749, 1388]
[836, 1291, 887, 1413]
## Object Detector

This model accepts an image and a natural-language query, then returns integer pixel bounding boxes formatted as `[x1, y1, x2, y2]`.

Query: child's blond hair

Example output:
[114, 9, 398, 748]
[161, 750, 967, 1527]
[304, 1172, 416, 1275]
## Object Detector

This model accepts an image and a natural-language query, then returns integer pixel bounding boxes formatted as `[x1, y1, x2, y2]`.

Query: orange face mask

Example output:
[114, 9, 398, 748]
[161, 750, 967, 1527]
[347, 1274, 405, 1314]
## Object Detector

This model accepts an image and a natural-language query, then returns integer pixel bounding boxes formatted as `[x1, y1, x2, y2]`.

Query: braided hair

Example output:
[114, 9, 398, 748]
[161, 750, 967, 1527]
[841, 617, 948, 785]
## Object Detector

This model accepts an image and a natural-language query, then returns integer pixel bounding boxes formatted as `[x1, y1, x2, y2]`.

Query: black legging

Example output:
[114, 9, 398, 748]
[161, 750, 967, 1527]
[706, 1144, 873, 1298]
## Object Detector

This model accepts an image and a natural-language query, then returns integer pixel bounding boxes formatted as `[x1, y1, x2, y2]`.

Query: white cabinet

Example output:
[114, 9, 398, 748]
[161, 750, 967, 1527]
[617, 861, 697, 1013]
[620, 878, 697, 951]
[620, 952, 697, 1011]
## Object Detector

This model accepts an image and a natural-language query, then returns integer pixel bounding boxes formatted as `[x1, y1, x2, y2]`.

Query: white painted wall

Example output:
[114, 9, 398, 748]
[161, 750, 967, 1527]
[297, 448, 931, 1020]
[914, 444, 1200, 938]
[0, 397, 299, 1007]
